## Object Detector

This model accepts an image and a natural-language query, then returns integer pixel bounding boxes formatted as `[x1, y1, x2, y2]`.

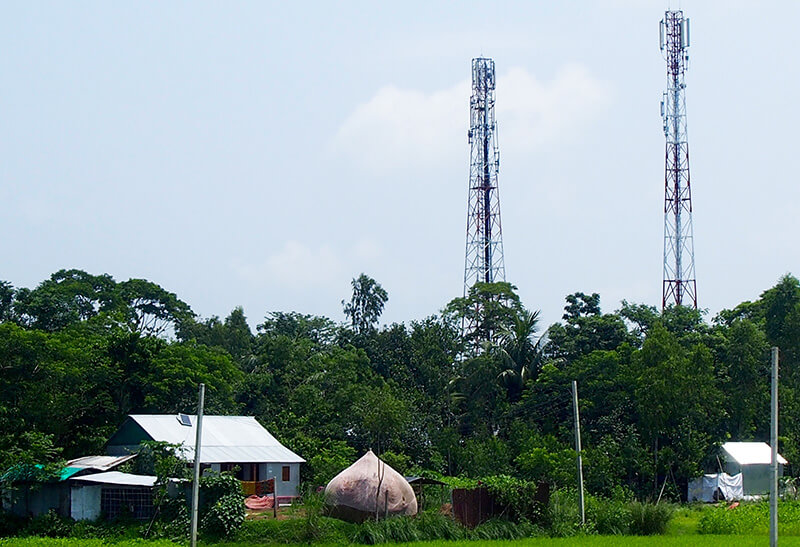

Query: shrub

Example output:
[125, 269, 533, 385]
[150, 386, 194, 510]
[628, 501, 674, 535]
[547, 488, 592, 537]
[22, 510, 73, 538]
[201, 493, 246, 537]
[413, 510, 466, 541]
[587, 495, 630, 535]
[481, 474, 544, 522]
[547, 488, 673, 537]
[235, 515, 355, 544]
[0, 510, 26, 537]
[144, 494, 189, 541]
[355, 515, 421, 544]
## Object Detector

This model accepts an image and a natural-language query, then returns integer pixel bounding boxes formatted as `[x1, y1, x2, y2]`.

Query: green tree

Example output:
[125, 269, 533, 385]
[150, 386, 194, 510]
[0, 281, 13, 323]
[117, 278, 194, 337]
[445, 282, 523, 350]
[355, 384, 410, 455]
[13, 269, 119, 331]
[342, 274, 388, 334]
[630, 325, 723, 493]
[547, 292, 630, 362]
[496, 309, 548, 401]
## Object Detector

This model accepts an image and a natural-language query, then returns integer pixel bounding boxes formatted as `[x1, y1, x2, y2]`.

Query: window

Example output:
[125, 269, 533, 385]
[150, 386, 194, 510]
[101, 488, 154, 520]
[282, 466, 290, 482]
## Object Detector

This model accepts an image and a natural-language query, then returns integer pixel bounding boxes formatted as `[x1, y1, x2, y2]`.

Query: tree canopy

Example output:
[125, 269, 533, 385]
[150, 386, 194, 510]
[1, 268, 798, 500]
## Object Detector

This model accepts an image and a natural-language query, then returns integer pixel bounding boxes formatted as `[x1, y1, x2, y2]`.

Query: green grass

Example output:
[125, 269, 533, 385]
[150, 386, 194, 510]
[663, 506, 703, 535]
[0, 539, 178, 546]
[6, 536, 800, 546]
[216, 536, 800, 546]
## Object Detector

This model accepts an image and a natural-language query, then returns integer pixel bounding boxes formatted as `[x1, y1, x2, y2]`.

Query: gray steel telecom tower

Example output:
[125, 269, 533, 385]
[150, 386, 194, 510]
[660, 11, 697, 309]
[462, 57, 505, 348]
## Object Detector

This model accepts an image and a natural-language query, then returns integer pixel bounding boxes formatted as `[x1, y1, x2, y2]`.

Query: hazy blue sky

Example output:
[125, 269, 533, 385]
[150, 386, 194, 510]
[2, 1, 798, 331]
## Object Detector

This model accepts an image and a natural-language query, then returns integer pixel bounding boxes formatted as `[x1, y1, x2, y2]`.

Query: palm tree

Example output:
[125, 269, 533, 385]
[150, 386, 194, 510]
[496, 309, 548, 402]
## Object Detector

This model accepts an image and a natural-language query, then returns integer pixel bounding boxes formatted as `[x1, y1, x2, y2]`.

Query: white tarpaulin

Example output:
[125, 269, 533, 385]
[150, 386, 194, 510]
[688, 473, 743, 502]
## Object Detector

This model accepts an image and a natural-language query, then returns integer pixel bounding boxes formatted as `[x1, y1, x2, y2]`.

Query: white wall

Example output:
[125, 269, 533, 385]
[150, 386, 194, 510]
[70, 485, 101, 521]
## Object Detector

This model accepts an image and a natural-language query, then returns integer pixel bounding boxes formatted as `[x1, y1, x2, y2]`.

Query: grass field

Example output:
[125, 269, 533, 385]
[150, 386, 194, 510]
[4, 536, 800, 546]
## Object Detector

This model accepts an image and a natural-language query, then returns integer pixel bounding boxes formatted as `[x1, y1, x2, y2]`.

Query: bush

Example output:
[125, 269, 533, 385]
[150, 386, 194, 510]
[481, 474, 544, 522]
[236, 515, 355, 544]
[548, 488, 673, 537]
[547, 489, 593, 537]
[201, 493, 246, 538]
[22, 510, 73, 538]
[144, 494, 189, 541]
[696, 501, 800, 536]
[0, 510, 26, 537]
[354, 515, 421, 544]
[628, 501, 674, 535]
[413, 510, 466, 541]
[198, 471, 245, 538]
[587, 495, 630, 535]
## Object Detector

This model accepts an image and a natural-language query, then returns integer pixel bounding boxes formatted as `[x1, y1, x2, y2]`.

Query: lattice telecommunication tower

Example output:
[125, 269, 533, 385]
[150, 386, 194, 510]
[462, 57, 506, 349]
[660, 11, 697, 309]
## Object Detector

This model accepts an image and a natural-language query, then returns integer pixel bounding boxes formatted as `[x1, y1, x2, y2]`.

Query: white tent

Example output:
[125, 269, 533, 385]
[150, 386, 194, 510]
[688, 473, 743, 502]
[720, 442, 786, 497]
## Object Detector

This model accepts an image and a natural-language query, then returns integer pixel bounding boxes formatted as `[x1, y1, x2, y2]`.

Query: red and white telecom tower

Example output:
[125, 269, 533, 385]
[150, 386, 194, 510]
[462, 57, 506, 350]
[660, 10, 697, 309]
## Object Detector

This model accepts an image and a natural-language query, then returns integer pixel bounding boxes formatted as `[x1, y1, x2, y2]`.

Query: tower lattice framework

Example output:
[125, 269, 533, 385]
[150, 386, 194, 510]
[462, 57, 505, 349]
[660, 11, 697, 309]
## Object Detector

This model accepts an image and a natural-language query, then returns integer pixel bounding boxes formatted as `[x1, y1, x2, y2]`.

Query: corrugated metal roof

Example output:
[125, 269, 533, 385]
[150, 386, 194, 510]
[71, 471, 157, 487]
[722, 442, 788, 465]
[127, 415, 305, 464]
[67, 455, 137, 471]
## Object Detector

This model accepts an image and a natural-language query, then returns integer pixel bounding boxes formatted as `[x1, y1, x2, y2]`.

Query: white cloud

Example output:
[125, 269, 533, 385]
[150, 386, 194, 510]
[331, 64, 612, 172]
[497, 64, 612, 150]
[232, 238, 384, 290]
[233, 241, 343, 289]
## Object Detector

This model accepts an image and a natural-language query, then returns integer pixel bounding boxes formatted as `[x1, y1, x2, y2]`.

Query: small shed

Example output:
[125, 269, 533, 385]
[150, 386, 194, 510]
[69, 471, 157, 521]
[720, 441, 787, 497]
[106, 415, 305, 497]
[1, 464, 157, 521]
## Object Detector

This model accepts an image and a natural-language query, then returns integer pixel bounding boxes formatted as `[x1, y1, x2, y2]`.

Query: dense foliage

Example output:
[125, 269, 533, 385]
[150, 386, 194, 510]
[1, 268, 799, 506]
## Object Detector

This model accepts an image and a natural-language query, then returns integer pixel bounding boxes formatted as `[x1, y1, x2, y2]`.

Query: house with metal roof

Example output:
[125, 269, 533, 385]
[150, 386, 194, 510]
[106, 415, 305, 497]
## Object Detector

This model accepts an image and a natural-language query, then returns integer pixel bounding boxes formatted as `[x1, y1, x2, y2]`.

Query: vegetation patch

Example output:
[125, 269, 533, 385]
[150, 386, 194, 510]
[698, 501, 800, 536]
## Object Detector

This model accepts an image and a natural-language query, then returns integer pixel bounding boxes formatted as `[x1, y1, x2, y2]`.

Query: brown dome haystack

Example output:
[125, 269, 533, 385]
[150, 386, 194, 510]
[324, 450, 418, 522]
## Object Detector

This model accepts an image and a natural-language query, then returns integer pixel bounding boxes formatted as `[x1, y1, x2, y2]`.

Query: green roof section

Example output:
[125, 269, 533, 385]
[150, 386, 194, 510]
[59, 467, 83, 481]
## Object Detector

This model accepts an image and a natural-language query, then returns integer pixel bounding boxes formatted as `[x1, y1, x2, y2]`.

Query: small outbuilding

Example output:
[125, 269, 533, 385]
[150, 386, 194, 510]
[106, 414, 305, 497]
[1, 462, 158, 521]
[720, 441, 787, 497]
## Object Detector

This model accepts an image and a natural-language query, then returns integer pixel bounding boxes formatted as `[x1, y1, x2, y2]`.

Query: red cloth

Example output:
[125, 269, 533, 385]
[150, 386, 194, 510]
[245, 495, 274, 510]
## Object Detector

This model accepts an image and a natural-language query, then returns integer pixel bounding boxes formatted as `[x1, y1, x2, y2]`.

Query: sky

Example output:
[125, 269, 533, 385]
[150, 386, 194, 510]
[2, 1, 799, 332]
